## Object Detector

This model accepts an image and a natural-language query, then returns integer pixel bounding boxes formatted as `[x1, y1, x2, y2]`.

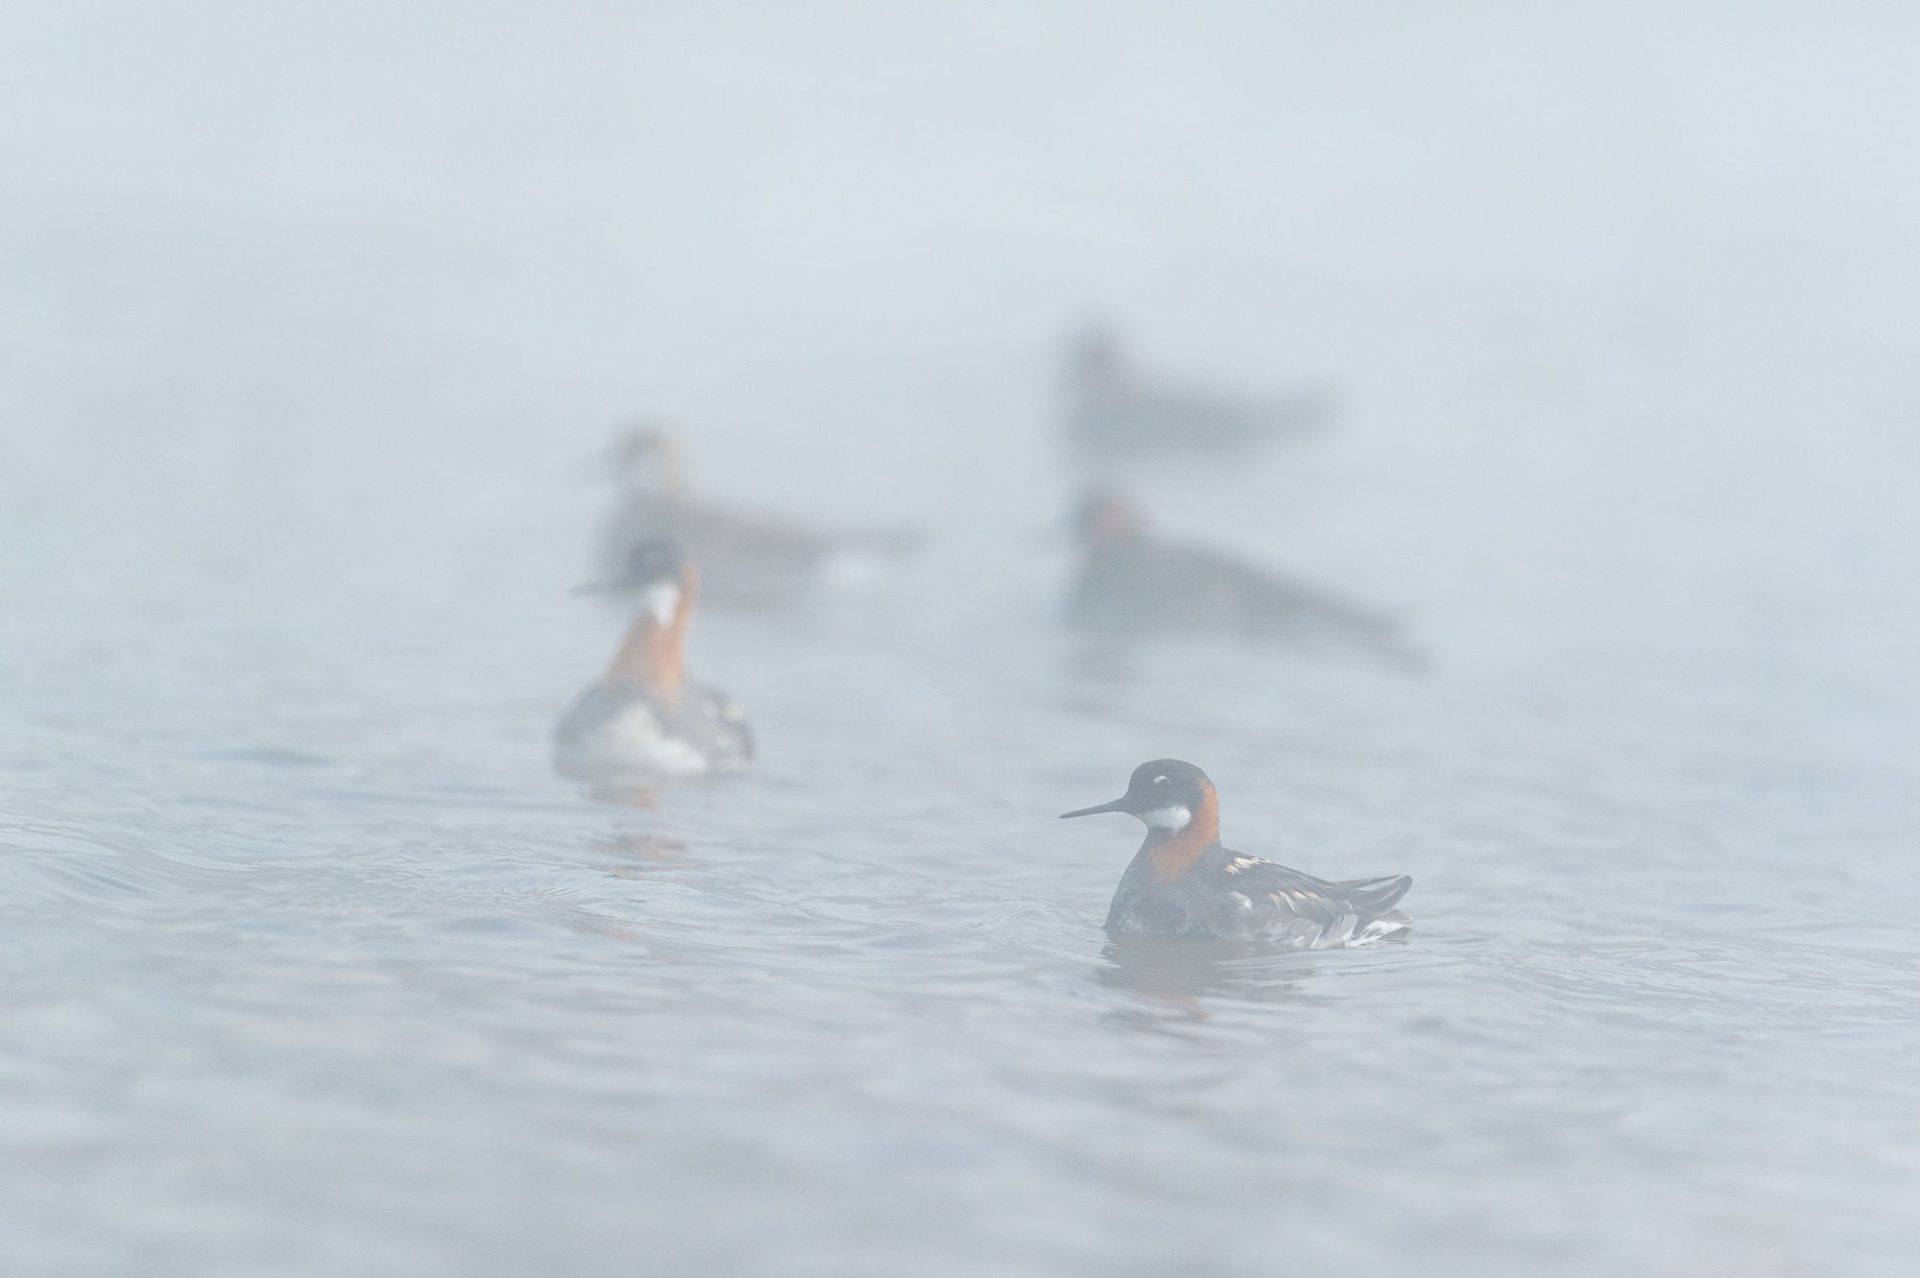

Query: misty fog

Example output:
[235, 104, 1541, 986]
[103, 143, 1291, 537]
[3, 4, 1917, 1276]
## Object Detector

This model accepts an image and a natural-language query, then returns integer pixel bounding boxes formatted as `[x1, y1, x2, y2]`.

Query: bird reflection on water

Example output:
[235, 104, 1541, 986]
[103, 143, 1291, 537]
[595, 831, 688, 870]
[1096, 935, 1325, 1017]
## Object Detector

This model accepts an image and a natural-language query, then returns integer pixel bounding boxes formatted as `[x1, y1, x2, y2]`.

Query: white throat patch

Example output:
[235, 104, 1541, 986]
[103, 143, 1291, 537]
[1140, 805, 1192, 830]
[642, 583, 681, 624]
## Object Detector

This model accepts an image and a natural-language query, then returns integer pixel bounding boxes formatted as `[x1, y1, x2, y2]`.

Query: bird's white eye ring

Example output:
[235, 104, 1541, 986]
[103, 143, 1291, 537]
[1153, 775, 1169, 787]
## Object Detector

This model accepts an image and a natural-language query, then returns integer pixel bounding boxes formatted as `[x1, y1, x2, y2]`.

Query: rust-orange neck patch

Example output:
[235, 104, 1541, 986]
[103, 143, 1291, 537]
[604, 566, 698, 701]
[1146, 785, 1220, 883]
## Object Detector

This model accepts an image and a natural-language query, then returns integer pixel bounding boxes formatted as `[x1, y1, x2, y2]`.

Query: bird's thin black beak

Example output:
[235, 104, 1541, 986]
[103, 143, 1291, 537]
[1059, 796, 1131, 820]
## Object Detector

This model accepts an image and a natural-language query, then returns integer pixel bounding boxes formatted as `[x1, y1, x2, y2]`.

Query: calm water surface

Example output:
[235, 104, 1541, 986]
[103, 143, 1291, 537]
[4, 5, 1919, 1276]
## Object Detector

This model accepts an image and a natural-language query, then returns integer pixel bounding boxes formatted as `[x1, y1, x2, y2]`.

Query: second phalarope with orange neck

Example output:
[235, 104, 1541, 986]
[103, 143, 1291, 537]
[554, 539, 752, 783]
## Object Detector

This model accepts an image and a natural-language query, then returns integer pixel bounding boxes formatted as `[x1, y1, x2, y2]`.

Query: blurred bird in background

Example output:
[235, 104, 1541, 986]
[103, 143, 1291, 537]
[595, 423, 924, 611]
[1066, 488, 1420, 668]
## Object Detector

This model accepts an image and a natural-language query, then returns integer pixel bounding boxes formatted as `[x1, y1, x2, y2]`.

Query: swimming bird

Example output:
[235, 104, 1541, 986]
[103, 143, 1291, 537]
[1068, 489, 1420, 665]
[1062, 759, 1412, 945]
[1063, 325, 1333, 455]
[554, 539, 752, 783]
[596, 424, 923, 610]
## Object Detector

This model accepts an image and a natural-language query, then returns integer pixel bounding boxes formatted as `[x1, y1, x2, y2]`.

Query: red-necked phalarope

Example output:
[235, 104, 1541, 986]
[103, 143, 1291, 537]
[554, 539, 752, 782]
[1068, 488, 1420, 666]
[1062, 759, 1412, 946]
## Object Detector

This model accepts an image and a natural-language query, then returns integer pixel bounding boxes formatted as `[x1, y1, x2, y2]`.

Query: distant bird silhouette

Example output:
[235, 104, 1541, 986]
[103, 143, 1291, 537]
[1062, 325, 1333, 455]
[1067, 489, 1420, 666]
[596, 424, 923, 610]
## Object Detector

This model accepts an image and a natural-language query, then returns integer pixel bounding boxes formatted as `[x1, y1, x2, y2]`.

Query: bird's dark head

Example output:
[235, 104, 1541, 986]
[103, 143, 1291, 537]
[621, 539, 695, 623]
[576, 538, 697, 623]
[1060, 758, 1216, 833]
